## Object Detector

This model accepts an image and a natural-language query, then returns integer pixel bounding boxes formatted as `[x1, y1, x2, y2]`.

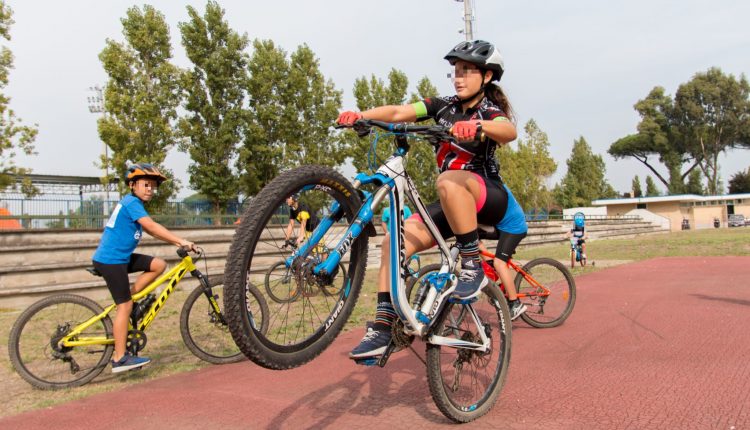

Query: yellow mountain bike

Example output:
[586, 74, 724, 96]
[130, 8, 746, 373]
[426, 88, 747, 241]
[8, 248, 268, 390]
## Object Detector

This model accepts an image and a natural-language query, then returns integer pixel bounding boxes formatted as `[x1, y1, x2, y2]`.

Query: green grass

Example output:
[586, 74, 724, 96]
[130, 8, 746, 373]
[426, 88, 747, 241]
[1, 228, 748, 418]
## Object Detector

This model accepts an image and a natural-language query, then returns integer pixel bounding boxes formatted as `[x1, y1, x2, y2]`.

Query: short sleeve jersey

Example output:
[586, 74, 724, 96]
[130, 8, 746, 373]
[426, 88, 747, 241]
[412, 96, 510, 180]
[496, 185, 528, 234]
[571, 226, 585, 238]
[289, 203, 317, 232]
[92, 194, 149, 264]
[381, 206, 413, 230]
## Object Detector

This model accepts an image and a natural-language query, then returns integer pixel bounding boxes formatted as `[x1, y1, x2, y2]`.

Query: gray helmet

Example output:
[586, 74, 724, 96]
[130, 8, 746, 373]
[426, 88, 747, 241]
[445, 40, 504, 82]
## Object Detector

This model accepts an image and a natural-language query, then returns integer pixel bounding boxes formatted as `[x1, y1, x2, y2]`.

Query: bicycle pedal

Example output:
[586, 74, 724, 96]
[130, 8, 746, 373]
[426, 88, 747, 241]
[353, 357, 379, 366]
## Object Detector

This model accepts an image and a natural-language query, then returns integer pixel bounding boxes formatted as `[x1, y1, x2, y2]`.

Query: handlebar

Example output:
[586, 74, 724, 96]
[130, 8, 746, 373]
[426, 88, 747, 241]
[177, 246, 203, 259]
[337, 119, 455, 144]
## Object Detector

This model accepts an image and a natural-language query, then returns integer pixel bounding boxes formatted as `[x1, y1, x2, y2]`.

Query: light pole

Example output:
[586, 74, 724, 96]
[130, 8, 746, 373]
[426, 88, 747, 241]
[87, 85, 111, 203]
[455, 0, 475, 41]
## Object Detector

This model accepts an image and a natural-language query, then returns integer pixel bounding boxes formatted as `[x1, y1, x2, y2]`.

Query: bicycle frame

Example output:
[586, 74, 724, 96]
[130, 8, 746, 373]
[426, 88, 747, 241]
[59, 254, 206, 348]
[285, 134, 489, 352]
[479, 250, 551, 300]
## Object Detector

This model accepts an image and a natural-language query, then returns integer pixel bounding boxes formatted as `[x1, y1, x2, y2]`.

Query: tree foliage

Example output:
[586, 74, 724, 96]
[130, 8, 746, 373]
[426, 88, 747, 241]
[609, 68, 750, 194]
[238, 40, 342, 196]
[645, 175, 660, 196]
[346, 70, 441, 203]
[498, 119, 556, 211]
[0, 1, 37, 195]
[673, 68, 750, 194]
[685, 168, 704, 195]
[178, 1, 247, 215]
[554, 137, 616, 208]
[631, 175, 642, 198]
[98, 5, 183, 206]
[728, 167, 750, 194]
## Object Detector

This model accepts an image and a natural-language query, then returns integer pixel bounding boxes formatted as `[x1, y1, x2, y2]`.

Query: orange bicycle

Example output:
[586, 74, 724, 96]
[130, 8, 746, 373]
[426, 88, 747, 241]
[409, 251, 576, 328]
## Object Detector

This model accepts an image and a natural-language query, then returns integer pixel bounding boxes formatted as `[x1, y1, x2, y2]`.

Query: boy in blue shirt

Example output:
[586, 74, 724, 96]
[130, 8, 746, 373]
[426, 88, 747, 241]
[92, 163, 195, 373]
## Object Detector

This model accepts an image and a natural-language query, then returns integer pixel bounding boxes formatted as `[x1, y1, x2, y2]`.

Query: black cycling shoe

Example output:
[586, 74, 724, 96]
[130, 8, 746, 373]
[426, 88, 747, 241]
[451, 264, 488, 300]
[349, 327, 392, 359]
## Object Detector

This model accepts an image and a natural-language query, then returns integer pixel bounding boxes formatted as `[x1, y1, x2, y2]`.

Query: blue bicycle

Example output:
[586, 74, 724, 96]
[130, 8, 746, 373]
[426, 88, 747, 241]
[224, 120, 512, 422]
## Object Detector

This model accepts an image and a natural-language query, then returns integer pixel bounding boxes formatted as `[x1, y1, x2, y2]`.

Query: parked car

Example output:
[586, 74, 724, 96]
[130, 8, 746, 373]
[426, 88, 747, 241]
[728, 214, 746, 227]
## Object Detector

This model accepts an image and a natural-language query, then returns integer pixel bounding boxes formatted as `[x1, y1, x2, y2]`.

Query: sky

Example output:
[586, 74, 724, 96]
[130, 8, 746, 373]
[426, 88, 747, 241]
[6, 0, 750, 198]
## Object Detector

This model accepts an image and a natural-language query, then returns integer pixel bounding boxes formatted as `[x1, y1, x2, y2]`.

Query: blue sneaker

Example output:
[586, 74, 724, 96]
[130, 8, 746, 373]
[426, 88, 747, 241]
[349, 327, 391, 359]
[111, 354, 151, 373]
[451, 262, 488, 300]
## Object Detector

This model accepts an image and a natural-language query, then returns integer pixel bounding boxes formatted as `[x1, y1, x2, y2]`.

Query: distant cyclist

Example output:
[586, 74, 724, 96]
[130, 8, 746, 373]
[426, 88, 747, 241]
[92, 163, 196, 373]
[284, 194, 318, 246]
[565, 212, 587, 260]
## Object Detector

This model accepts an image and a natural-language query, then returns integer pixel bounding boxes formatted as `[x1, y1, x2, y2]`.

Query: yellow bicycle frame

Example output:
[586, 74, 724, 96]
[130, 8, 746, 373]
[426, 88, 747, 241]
[60, 254, 202, 348]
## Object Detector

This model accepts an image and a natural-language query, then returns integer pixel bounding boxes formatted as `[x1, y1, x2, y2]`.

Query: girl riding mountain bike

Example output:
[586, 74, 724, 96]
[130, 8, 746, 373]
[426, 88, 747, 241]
[337, 40, 520, 359]
[92, 163, 196, 373]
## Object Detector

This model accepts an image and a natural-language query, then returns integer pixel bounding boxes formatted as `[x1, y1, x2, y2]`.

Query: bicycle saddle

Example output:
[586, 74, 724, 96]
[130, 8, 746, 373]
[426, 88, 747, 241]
[477, 224, 499, 240]
[86, 267, 103, 277]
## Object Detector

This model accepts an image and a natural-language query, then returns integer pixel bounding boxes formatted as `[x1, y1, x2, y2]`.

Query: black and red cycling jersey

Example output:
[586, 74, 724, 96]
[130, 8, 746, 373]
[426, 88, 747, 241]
[412, 95, 510, 180]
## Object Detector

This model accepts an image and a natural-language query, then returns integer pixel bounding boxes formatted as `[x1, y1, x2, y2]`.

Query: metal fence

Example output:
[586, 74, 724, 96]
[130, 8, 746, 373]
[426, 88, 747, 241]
[0, 197, 249, 229]
[0, 197, 641, 231]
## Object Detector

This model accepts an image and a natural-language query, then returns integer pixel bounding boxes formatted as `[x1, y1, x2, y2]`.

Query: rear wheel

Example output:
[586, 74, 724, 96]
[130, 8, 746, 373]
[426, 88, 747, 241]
[515, 258, 576, 328]
[8, 294, 113, 390]
[224, 165, 368, 369]
[180, 276, 269, 364]
[425, 284, 512, 423]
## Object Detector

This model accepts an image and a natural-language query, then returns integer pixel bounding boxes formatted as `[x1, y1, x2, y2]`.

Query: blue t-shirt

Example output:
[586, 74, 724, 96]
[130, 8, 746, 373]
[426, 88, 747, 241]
[496, 185, 528, 234]
[382, 206, 412, 230]
[92, 194, 149, 264]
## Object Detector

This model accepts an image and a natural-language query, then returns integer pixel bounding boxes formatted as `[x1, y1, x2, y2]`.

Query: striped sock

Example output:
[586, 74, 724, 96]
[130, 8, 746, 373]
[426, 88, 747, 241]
[456, 230, 481, 268]
[373, 292, 396, 331]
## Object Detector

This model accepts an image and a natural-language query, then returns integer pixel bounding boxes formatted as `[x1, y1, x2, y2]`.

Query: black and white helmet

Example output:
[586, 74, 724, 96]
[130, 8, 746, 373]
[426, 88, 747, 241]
[444, 40, 504, 82]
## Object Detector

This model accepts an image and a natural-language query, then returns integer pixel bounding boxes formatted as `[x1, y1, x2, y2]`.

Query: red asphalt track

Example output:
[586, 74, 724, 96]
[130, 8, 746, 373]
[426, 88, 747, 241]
[2, 256, 749, 429]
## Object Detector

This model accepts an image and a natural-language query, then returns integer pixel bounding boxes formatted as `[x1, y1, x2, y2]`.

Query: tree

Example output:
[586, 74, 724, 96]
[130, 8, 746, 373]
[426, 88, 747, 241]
[0, 1, 37, 195]
[238, 41, 343, 196]
[674, 68, 750, 194]
[498, 119, 557, 211]
[685, 169, 704, 195]
[645, 175, 660, 196]
[178, 2, 247, 218]
[98, 5, 183, 205]
[609, 68, 750, 194]
[728, 167, 750, 194]
[282, 45, 343, 167]
[345, 70, 441, 203]
[238, 39, 286, 196]
[632, 175, 642, 198]
[346, 69, 410, 173]
[554, 137, 617, 208]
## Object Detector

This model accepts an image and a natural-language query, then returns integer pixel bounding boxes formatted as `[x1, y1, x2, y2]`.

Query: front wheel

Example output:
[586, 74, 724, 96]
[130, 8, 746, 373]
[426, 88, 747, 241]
[8, 294, 114, 390]
[426, 284, 512, 423]
[515, 258, 576, 328]
[180, 275, 269, 364]
[224, 165, 368, 370]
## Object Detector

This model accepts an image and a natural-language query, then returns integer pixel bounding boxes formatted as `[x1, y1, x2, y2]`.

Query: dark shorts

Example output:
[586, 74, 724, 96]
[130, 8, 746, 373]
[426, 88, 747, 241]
[93, 253, 154, 304]
[410, 173, 508, 240]
[494, 231, 527, 262]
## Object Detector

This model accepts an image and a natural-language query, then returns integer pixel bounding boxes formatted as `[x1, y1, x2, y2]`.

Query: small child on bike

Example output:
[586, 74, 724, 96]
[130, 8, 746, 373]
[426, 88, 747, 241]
[284, 193, 318, 246]
[92, 163, 195, 373]
[337, 40, 519, 359]
[565, 212, 587, 260]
